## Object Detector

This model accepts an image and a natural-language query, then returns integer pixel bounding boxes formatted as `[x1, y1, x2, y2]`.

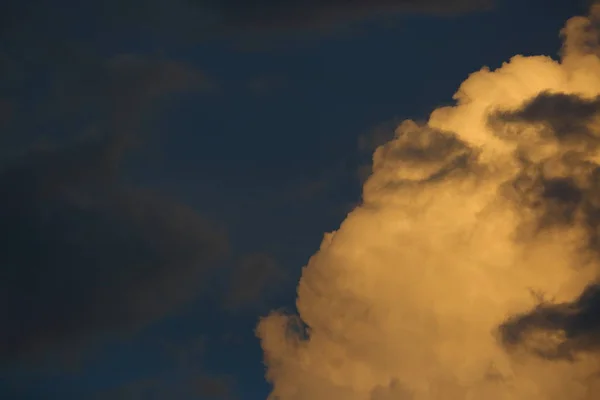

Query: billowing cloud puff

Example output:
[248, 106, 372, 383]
[257, 5, 600, 400]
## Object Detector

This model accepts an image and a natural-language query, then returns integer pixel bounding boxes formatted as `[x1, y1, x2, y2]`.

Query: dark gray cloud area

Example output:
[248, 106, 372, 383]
[0, 134, 229, 363]
[0, 0, 494, 44]
[197, 0, 494, 30]
[492, 92, 600, 361]
[500, 283, 600, 360]
[0, 42, 226, 365]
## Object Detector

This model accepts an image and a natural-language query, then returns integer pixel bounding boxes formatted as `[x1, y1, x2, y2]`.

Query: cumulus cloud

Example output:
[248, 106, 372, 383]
[257, 5, 600, 400]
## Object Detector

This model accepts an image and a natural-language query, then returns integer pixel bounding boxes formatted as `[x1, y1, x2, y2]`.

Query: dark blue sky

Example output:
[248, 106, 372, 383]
[0, 1, 589, 399]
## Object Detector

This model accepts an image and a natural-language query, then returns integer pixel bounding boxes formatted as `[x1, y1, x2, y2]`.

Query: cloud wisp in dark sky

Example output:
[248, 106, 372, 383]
[0, 0, 495, 47]
[196, 0, 494, 31]
[0, 46, 228, 365]
[0, 133, 229, 364]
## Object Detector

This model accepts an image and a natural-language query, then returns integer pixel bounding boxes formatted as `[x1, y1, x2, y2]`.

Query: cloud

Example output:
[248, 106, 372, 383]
[0, 0, 495, 76]
[357, 120, 403, 184]
[491, 91, 600, 362]
[49, 53, 211, 136]
[0, 48, 220, 365]
[492, 91, 600, 142]
[0, 48, 210, 168]
[499, 283, 600, 360]
[0, 133, 228, 364]
[10, 0, 493, 45]
[256, 5, 600, 400]
[91, 372, 236, 400]
[197, 0, 494, 31]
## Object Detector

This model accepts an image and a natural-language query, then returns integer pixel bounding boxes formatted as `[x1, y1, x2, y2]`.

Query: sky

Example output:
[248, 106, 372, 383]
[2, 0, 600, 399]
